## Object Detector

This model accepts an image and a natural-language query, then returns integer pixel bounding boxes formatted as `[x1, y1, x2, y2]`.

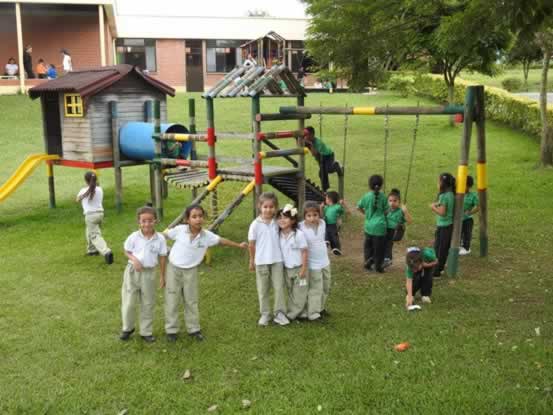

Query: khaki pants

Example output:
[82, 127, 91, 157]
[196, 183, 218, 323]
[164, 263, 200, 334]
[84, 212, 110, 255]
[307, 266, 330, 316]
[284, 266, 308, 320]
[121, 264, 156, 336]
[321, 265, 332, 311]
[256, 262, 285, 316]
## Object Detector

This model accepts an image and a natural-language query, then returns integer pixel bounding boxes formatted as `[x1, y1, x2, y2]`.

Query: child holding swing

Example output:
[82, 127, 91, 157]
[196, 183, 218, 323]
[303, 126, 343, 192]
[384, 188, 412, 267]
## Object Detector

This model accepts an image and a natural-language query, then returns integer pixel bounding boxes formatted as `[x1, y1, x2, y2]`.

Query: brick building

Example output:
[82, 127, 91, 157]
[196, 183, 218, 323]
[1, 0, 312, 94]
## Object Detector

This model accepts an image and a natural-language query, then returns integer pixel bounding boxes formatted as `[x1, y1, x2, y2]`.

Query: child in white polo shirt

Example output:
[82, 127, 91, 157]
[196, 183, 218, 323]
[120, 206, 167, 343]
[299, 201, 331, 321]
[164, 204, 247, 342]
[277, 204, 308, 321]
[248, 192, 289, 327]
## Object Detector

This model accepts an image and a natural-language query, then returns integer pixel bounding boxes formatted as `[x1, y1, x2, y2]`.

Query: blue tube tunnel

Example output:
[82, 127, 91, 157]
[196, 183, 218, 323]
[119, 122, 192, 161]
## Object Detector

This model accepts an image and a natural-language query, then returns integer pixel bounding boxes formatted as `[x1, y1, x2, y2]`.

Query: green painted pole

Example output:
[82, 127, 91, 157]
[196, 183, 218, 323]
[448, 87, 475, 277]
[153, 100, 163, 220]
[474, 86, 488, 257]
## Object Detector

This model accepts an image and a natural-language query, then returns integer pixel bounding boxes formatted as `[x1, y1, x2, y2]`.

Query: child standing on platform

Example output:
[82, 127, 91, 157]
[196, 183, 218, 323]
[384, 189, 412, 266]
[120, 206, 167, 342]
[303, 126, 343, 192]
[460, 175, 479, 256]
[323, 191, 345, 256]
[430, 173, 456, 277]
[248, 192, 289, 326]
[357, 175, 388, 273]
[299, 201, 331, 320]
[277, 204, 309, 321]
[76, 171, 113, 264]
[164, 205, 247, 342]
[405, 246, 438, 308]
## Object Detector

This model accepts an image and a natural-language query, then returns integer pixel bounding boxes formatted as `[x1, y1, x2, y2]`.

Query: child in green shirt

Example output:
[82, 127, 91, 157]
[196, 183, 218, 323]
[357, 175, 388, 273]
[430, 172, 455, 277]
[460, 175, 479, 256]
[405, 246, 438, 308]
[322, 191, 345, 255]
[384, 188, 413, 266]
[303, 126, 343, 192]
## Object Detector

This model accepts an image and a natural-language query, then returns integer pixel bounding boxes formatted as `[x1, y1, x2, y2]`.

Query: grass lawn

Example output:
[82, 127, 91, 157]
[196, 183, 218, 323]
[460, 67, 552, 92]
[1, 90, 552, 414]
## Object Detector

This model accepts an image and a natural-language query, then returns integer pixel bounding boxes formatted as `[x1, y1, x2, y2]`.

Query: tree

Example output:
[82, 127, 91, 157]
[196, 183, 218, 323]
[305, 0, 513, 108]
[536, 28, 553, 166]
[507, 33, 541, 91]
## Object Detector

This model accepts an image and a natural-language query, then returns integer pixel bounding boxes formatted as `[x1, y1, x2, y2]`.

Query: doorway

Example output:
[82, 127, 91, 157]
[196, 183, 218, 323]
[186, 40, 204, 92]
[41, 93, 62, 156]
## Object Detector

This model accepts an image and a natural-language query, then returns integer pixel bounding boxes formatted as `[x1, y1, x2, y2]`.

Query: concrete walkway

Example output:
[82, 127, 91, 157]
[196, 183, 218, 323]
[513, 92, 553, 104]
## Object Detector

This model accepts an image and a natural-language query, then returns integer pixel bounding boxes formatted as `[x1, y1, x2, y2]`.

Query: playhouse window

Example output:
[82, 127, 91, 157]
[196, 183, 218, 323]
[64, 94, 83, 117]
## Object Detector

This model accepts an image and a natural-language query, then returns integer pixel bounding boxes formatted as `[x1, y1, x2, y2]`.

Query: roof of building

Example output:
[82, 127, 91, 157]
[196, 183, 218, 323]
[28, 64, 175, 99]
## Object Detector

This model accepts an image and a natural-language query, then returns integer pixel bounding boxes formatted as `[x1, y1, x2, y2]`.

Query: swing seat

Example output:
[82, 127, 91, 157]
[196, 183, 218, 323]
[392, 224, 405, 242]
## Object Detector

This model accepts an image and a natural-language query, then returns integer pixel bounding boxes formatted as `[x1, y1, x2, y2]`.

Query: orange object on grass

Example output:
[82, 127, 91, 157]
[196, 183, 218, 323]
[394, 342, 410, 352]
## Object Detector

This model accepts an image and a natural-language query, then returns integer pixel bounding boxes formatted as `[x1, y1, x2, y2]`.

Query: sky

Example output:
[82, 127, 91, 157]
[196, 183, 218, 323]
[115, 0, 308, 19]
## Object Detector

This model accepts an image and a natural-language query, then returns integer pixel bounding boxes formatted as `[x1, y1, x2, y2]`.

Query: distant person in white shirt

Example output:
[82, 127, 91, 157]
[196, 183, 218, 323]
[163, 204, 247, 343]
[75, 171, 113, 264]
[248, 192, 289, 327]
[120, 206, 168, 343]
[299, 201, 332, 321]
[61, 48, 72, 72]
[4, 57, 18, 76]
[243, 53, 256, 68]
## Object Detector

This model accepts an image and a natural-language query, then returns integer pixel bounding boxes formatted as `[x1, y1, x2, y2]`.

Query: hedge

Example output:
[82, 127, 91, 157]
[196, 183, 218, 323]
[391, 74, 553, 139]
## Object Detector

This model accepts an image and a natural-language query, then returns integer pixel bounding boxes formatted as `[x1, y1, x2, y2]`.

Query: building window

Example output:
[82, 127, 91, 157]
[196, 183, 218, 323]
[116, 39, 157, 72]
[64, 94, 83, 117]
[207, 40, 244, 73]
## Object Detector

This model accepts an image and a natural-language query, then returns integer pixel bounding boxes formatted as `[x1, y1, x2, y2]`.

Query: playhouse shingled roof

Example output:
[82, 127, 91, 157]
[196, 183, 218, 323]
[29, 65, 175, 100]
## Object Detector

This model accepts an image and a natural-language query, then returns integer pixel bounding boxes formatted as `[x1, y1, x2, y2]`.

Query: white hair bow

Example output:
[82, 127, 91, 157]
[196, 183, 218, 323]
[407, 246, 421, 253]
[282, 203, 298, 217]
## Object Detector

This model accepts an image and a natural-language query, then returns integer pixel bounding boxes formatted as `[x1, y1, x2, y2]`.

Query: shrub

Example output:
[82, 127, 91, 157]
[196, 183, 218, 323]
[410, 74, 553, 138]
[501, 78, 523, 92]
[387, 76, 412, 97]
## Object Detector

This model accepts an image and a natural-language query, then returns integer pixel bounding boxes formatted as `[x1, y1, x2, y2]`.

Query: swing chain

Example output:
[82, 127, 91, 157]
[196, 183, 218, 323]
[404, 108, 420, 205]
[383, 106, 390, 193]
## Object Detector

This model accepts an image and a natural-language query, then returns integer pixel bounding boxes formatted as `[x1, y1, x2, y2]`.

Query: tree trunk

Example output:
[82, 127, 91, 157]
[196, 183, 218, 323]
[523, 61, 530, 92]
[539, 51, 553, 166]
[447, 81, 456, 126]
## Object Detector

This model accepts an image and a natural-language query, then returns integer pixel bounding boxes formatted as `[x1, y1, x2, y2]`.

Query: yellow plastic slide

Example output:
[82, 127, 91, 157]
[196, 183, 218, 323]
[0, 153, 60, 203]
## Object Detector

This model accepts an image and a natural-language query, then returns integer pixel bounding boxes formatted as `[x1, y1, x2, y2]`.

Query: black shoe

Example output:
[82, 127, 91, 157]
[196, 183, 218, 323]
[433, 270, 443, 278]
[141, 335, 156, 343]
[86, 252, 100, 256]
[166, 333, 178, 342]
[375, 267, 385, 273]
[189, 331, 205, 342]
[332, 248, 342, 256]
[104, 251, 114, 265]
[320, 309, 331, 318]
[119, 328, 135, 341]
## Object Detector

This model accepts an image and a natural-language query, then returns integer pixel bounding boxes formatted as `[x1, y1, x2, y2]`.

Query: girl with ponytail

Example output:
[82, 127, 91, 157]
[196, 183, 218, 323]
[430, 172, 455, 277]
[357, 174, 388, 273]
[76, 171, 113, 264]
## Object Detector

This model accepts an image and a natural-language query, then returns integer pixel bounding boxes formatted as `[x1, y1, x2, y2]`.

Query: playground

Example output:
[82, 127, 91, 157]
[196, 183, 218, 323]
[1, 86, 552, 413]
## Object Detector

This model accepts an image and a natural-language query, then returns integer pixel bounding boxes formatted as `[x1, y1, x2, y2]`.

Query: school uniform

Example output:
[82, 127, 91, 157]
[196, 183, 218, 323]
[461, 191, 479, 251]
[434, 191, 455, 275]
[299, 220, 331, 315]
[248, 217, 285, 317]
[323, 203, 344, 251]
[311, 137, 342, 192]
[279, 229, 308, 320]
[164, 225, 220, 334]
[77, 186, 110, 256]
[122, 231, 167, 336]
[406, 247, 436, 297]
[385, 208, 406, 260]
[357, 191, 388, 271]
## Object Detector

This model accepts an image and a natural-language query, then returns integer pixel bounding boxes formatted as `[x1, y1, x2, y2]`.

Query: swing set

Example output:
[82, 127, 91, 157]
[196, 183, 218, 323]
[281, 85, 488, 277]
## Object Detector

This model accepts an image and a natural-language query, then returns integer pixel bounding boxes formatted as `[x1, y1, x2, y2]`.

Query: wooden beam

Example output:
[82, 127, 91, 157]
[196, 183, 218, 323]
[15, 3, 25, 93]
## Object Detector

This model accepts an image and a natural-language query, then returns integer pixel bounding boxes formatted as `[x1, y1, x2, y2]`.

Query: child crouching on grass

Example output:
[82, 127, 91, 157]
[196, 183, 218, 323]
[120, 206, 167, 342]
[405, 246, 438, 309]
[164, 205, 247, 342]
[277, 204, 309, 321]
[299, 201, 332, 320]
